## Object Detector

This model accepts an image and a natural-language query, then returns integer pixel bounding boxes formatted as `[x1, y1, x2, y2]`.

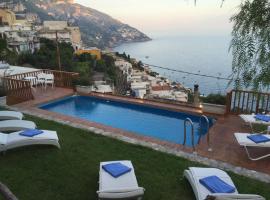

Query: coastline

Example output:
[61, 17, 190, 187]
[107, 37, 152, 50]
[110, 38, 193, 98]
[113, 35, 232, 95]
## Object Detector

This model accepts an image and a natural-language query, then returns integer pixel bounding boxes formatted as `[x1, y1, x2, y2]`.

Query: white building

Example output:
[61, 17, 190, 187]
[131, 82, 149, 99]
[150, 84, 172, 96]
[0, 8, 40, 53]
[174, 91, 188, 102]
[38, 21, 82, 50]
[114, 59, 132, 81]
[149, 84, 188, 102]
[92, 81, 113, 93]
[132, 70, 145, 77]
[95, 85, 113, 93]
[115, 60, 132, 73]
[0, 29, 40, 53]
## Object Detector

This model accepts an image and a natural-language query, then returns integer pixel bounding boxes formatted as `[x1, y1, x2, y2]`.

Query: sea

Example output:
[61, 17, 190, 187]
[114, 34, 233, 96]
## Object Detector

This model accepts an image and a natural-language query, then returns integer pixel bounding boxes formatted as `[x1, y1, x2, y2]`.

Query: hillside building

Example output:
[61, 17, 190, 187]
[0, 9, 16, 26]
[131, 82, 149, 99]
[114, 59, 132, 81]
[0, 29, 40, 53]
[0, 8, 40, 53]
[55, 0, 74, 4]
[75, 48, 102, 60]
[38, 21, 82, 50]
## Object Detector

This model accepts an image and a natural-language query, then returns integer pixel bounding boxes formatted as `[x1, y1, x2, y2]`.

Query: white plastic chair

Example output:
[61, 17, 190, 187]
[37, 73, 46, 88]
[45, 74, 54, 89]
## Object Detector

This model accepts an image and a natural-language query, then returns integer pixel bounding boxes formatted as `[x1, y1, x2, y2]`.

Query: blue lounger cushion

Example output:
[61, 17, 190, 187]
[255, 114, 270, 122]
[102, 162, 132, 178]
[199, 175, 235, 193]
[247, 134, 270, 143]
[19, 129, 43, 137]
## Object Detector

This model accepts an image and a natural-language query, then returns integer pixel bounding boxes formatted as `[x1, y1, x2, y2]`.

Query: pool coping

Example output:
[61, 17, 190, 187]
[80, 92, 206, 117]
[3, 101, 270, 183]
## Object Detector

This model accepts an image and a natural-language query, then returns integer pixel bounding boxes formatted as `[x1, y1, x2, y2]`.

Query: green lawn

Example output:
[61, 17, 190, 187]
[0, 115, 269, 200]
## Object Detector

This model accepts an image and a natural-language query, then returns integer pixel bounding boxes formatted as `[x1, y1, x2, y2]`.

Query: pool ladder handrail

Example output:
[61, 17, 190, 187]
[199, 115, 212, 152]
[183, 118, 196, 152]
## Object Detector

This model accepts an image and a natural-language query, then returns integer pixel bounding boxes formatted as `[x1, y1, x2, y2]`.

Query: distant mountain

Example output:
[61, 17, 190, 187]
[22, 0, 151, 49]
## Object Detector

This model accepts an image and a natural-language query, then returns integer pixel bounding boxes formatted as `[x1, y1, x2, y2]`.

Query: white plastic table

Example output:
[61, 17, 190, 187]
[23, 76, 37, 91]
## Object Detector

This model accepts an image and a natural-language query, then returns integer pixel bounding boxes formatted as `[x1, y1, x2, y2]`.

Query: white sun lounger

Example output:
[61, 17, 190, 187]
[240, 114, 270, 125]
[240, 114, 270, 133]
[0, 111, 23, 120]
[0, 130, 60, 152]
[184, 167, 265, 200]
[234, 133, 270, 161]
[97, 160, 145, 200]
[0, 120, 36, 132]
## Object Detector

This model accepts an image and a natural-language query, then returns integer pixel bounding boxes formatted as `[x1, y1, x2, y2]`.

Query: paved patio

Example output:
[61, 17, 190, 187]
[17, 86, 74, 106]
[8, 87, 270, 182]
[198, 116, 270, 174]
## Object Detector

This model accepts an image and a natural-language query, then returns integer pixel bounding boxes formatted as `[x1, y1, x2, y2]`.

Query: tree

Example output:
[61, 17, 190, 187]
[59, 42, 74, 71]
[0, 38, 18, 65]
[18, 38, 74, 70]
[72, 62, 92, 85]
[229, 0, 270, 90]
[73, 52, 93, 62]
[94, 60, 106, 72]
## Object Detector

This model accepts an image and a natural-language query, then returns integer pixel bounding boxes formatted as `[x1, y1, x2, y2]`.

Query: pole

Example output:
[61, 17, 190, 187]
[55, 31, 62, 71]
[56, 31, 63, 86]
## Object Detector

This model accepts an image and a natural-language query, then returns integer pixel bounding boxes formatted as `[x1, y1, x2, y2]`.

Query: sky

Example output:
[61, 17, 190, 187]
[75, 0, 241, 36]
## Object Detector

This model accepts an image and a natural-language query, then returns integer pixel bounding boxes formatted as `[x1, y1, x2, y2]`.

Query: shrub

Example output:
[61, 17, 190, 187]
[200, 93, 226, 105]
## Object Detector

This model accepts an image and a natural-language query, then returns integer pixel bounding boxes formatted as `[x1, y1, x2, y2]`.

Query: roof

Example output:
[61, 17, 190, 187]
[151, 85, 171, 91]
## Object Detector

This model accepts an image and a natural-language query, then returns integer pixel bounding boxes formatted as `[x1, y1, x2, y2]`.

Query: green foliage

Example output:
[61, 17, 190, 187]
[230, 0, 270, 90]
[18, 38, 74, 70]
[16, 39, 118, 86]
[0, 85, 6, 97]
[59, 42, 74, 70]
[0, 38, 18, 65]
[200, 93, 226, 105]
[115, 52, 131, 61]
[17, 51, 36, 66]
[73, 53, 93, 62]
[187, 92, 194, 103]
[101, 54, 117, 83]
[0, 38, 7, 50]
[149, 71, 159, 77]
[94, 60, 107, 72]
[72, 62, 92, 85]
[17, 39, 91, 85]
[133, 60, 144, 71]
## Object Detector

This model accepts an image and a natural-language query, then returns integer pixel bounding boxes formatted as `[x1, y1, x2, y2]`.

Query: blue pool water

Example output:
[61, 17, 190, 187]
[40, 96, 214, 147]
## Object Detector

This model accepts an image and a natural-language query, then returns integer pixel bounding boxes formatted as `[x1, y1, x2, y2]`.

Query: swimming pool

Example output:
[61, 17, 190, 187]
[40, 95, 214, 147]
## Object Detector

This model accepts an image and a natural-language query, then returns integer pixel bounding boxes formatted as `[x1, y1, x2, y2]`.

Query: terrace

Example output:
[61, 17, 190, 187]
[1, 70, 270, 199]
[2, 69, 78, 105]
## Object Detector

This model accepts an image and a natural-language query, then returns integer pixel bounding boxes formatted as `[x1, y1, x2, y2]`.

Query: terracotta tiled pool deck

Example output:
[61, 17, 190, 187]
[7, 87, 270, 182]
